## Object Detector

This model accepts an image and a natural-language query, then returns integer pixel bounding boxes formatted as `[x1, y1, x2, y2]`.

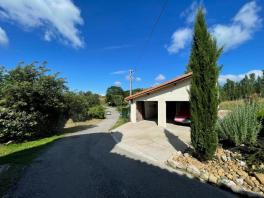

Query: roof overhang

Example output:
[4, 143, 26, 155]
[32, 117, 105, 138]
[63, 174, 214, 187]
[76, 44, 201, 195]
[125, 72, 192, 101]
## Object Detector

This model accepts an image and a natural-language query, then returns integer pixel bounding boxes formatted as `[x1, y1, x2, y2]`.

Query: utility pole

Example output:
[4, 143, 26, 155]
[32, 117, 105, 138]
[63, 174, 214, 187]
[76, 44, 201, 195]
[129, 69, 134, 96]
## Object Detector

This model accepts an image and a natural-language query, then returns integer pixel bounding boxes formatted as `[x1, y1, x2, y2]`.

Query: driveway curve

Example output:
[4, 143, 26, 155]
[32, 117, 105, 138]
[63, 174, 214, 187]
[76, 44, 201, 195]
[10, 107, 235, 198]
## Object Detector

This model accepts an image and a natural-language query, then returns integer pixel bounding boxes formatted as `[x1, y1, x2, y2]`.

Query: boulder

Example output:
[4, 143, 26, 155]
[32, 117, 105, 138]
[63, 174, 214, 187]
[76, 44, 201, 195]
[254, 173, 264, 185]
[235, 178, 244, 186]
[221, 155, 228, 162]
[167, 159, 186, 170]
[200, 171, 209, 181]
[209, 174, 218, 184]
[245, 177, 255, 187]
[186, 165, 200, 177]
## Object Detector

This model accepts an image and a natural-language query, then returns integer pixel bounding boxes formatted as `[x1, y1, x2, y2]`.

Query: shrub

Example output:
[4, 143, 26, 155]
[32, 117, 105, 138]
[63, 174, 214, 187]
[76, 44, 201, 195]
[120, 106, 130, 119]
[64, 91, 100, 122]
[0, 64, 68, 142]
[88, 105, 105, 119]
[217, 103, 262, 146]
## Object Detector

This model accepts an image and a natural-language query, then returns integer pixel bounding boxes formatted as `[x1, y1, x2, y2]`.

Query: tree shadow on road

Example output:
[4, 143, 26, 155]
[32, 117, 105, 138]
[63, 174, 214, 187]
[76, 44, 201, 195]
[5, 132, 235, 198]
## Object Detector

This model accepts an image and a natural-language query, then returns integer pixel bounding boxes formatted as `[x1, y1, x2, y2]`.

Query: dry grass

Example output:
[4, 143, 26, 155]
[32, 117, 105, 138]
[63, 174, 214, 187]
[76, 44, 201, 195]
[63, 119, 102, 133]
[219, 98, 264, 110]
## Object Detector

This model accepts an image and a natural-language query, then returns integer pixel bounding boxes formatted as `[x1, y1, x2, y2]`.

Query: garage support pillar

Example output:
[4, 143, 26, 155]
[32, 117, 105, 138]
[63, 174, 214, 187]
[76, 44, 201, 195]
[158, 101, 166, 127]
[130, 101, 137, 123]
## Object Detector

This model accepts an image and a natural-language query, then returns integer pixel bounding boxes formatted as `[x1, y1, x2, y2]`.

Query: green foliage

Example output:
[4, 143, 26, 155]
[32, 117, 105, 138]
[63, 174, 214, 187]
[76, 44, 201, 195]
[0, 63, 68, 142]
[188, 8, 222, 160]
[217, 103, 262, 146]
[88, 105, 105, 119]
[117, 106, 130, 119]
[64, 91, 100, 122]
[106, 86, 124, 106]
[220, 70, 264, 101]
[123, 88, 144, 98]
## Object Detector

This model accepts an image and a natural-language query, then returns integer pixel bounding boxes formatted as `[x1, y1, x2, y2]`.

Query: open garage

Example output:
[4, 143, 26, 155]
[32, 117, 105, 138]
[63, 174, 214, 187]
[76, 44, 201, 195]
[126, 72, 192, 128]
[136, 101, 158, 122]
[166, 101, 190, 125]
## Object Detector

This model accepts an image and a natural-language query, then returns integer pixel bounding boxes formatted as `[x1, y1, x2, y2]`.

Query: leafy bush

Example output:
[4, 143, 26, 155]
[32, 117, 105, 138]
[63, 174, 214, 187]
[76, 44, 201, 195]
[0, 64, 68, 142]
[118, 106, 130, 119]
[217, 103, 262, 146]
[64, 91, 100, 122]
[88, 105, 105, 119]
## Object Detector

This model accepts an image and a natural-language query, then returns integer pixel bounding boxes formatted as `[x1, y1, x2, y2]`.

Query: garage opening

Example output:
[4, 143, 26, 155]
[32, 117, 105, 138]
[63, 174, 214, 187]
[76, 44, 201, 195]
[166, 101, 190, 125]
[136, 101, 158, 122]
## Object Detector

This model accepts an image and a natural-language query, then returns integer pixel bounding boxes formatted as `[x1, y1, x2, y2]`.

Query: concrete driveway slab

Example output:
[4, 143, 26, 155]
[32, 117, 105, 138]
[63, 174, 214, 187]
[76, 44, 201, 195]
[112, 120, 191, 165]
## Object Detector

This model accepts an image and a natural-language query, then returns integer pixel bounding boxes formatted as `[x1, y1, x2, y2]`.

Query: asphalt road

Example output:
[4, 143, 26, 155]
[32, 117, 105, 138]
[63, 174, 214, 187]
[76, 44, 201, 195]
[10, 107, 235, 198]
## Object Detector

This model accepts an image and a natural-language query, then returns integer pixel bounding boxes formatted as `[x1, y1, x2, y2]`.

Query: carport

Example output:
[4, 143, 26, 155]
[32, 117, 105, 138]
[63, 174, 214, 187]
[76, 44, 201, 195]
[126, 72, 192, 128]
[136, 101, 158, 122]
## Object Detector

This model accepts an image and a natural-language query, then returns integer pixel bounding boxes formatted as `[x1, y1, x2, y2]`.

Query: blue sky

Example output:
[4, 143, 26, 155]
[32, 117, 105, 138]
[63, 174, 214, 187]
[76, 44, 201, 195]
[0, 0, 263, 95]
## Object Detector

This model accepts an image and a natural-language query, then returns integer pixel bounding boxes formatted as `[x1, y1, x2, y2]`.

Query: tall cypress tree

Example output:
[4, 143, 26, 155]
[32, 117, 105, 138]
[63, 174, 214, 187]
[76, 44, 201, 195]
[188, 8, 222, 160]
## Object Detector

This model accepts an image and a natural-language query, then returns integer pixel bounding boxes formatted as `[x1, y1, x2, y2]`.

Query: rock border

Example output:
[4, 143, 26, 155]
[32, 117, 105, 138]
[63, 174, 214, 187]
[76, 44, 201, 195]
[166, 157, 263, 197]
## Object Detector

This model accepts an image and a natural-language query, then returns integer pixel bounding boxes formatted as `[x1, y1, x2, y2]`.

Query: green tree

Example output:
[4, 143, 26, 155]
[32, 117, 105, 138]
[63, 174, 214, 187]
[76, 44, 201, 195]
[261, 70, 264, 97]
[106, 86, 124, 106]
[64, 91, 100, 122]
[188, 8, 222, 160]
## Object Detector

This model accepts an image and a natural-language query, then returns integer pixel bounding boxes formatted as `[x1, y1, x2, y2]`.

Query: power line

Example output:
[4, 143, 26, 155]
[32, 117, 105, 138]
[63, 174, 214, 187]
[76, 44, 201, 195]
[135, 0, 169, 67]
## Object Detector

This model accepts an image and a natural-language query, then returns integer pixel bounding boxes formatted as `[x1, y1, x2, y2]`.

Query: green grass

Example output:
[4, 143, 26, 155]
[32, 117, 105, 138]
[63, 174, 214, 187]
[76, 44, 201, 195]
[0, 135, 63, 197]
[0, 135, 63, 165]
[110, 117, 129, 131]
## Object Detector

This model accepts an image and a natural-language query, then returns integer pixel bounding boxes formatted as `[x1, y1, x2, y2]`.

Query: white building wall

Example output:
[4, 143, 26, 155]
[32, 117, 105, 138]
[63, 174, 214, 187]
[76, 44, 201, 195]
[130, 101, 137, 123]
[130, 78, 191, 127]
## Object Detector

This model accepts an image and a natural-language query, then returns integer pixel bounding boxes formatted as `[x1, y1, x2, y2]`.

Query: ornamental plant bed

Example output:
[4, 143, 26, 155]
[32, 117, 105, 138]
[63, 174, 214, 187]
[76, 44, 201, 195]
[167, 147, 264, 196]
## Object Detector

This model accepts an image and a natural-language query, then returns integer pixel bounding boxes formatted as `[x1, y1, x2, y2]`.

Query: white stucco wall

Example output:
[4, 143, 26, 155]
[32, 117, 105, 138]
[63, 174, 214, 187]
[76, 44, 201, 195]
[130, 78, 191, 127]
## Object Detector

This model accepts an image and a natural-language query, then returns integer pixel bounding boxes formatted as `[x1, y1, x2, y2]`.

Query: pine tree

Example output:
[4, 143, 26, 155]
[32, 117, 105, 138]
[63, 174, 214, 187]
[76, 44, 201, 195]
[188, 8, 222, 160]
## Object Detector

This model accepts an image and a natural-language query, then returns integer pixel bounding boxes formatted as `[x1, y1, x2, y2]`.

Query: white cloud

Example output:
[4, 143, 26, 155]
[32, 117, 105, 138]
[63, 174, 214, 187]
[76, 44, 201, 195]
[0, 26, 8, 46]
[167, 1, 262, 54]
[180, 1, 206, 24]
[103, 44, 133, 50]
[219, 69, 263, 84]
[135, 77, 141, 82]
[114, 81, 121, 86]
[0, 0, 84, 48]
[166, 28, 192, 54]
[111, 70, 127, 75]
[211, 1, 261, 51]
[155, 74, 166, 82]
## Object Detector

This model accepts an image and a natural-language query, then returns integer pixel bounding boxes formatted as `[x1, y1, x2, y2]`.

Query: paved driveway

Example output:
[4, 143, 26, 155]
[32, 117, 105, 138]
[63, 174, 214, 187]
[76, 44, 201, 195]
[112, 121, 191, 163]
[9, 108, 235, 198]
